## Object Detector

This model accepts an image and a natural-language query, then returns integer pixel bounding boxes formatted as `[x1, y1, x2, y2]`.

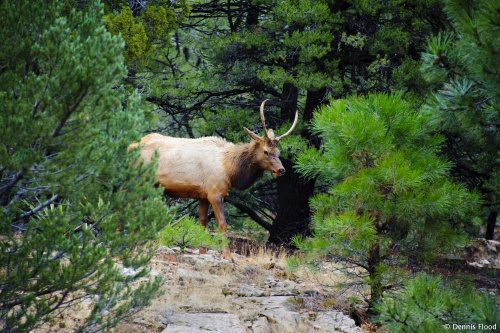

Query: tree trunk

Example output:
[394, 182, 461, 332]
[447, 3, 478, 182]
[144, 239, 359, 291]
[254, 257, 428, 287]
[485, 210, 498, 240]
[268, 157, 316, 244]
[268, 88, 327, 245]
[367, 241, 382, 312]
[304, 88, 327, 148]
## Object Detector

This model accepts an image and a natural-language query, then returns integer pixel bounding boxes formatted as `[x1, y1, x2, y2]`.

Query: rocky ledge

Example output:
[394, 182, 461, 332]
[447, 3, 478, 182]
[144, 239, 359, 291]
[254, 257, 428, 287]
[116, 246, 368, 333]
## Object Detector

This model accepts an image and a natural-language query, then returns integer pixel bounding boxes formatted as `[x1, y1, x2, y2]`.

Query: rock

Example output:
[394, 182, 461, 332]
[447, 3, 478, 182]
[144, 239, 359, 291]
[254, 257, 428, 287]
[161, 312, 246, 333]
[265, 276, 279, 287]
[313, 311, 366, 333]
[118, 266, 144, 277]
[251, 316, 272, 333]
[178, 305, 228, 313]
[236, 283, 266, 297]
[181, 253, 232, 267]
[156, 246, 176, 254]
[122, 246, 368, 333]
[465, 238, 500, 268]
[255, 296, 302, 332]
[34, 245, 370, 333]
[236, 297, 368, 333]
[176, 268, 206, 282]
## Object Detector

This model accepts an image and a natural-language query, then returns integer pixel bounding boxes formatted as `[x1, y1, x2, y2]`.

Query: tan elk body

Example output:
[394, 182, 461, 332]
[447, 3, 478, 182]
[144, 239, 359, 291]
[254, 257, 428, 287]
[129, 100, 298, 232]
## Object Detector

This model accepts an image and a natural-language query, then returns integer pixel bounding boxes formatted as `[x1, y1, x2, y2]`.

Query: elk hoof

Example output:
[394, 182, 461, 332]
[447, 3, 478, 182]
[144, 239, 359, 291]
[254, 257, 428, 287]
[222, 247, 232, 261]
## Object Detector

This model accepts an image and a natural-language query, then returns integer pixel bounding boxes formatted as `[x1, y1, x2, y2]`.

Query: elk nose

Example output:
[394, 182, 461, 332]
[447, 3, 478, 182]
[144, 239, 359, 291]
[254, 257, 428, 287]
[278, 168, 286, 176]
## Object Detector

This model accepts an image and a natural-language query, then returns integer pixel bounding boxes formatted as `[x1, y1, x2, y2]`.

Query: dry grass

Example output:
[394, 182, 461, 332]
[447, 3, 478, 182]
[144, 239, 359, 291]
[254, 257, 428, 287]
[30, 241, 371, 332]
[150, 253, 236, 313]
[117, 244, 302, 331]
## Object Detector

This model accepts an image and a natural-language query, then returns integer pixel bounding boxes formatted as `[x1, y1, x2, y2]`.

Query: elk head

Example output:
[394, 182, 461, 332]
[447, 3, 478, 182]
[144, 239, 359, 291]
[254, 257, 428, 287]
[243, 100, 298, 176]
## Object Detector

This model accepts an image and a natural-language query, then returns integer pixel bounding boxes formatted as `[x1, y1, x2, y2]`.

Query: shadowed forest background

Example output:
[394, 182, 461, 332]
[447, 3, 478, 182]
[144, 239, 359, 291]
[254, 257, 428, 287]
[1, 0, 499, 332]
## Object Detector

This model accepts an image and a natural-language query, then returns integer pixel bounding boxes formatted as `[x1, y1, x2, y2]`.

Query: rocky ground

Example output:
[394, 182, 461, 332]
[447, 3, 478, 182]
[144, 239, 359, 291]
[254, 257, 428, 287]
[113, 245, 371, 333]
[32, 238, 499, 332]
[112, 238, 500, 333]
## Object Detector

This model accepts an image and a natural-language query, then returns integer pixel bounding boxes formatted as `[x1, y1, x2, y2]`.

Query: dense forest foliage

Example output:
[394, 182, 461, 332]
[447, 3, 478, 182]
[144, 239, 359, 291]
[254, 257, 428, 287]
[1, 0, 498, 331]
[0, 1, 180, 331]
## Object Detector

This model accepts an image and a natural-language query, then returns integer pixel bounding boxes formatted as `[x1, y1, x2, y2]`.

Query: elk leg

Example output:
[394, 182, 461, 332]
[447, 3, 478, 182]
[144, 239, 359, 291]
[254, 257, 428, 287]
[208, 195, 232, 260]
[198, 199, 209, 228]
[208, 195, 227, 232]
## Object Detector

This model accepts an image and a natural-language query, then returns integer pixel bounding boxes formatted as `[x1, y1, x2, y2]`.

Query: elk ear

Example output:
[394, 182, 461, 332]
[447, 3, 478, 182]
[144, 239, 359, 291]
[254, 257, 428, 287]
[244, 127, 262, 141]
[266, 129, 275, 140]
[264, 129, 278, 147]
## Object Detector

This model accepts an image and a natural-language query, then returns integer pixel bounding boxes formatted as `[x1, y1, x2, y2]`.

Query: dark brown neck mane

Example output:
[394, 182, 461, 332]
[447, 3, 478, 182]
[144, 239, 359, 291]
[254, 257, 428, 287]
[224, 142, 264, 190]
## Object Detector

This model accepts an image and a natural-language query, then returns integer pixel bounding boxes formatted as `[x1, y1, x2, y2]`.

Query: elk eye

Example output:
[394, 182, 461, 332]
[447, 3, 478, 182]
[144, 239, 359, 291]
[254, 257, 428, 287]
[264, 150, 269, 155]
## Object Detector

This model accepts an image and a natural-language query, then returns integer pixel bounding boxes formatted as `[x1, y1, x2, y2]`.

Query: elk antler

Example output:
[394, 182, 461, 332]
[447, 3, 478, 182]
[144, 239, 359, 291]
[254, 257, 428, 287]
[259, 99, 299, 141]
[260, 100, 269, 137]
[276, 110, 299, 141]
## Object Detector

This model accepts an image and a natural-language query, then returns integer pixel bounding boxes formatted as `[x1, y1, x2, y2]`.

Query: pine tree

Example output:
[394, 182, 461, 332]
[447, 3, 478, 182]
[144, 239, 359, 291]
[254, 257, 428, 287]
[144, 0, 450, 245]
[421, 0, 500, 239]
[0, 1, 175, 331]
[375, 273, 499, 332]
[295, 93, 479, 307]
[102, 0, 190, 70]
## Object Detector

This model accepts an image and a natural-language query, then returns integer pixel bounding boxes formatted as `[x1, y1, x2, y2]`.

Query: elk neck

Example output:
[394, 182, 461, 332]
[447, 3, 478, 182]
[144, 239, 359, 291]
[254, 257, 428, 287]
[223, 141, 264, 190]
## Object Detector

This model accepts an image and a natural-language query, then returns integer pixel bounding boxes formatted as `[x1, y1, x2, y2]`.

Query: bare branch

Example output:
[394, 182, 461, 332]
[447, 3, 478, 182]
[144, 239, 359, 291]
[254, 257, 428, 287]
[225, 196, 272, 231]
[52, 91, 87, 138]
[13, 194, 59, 222]
[0, 168, 26, 198]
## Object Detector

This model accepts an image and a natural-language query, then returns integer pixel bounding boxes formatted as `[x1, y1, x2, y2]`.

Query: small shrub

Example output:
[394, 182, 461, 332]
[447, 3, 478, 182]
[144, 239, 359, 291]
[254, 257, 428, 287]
[375, 272, 500, 332]
[157, 216, 228, 251]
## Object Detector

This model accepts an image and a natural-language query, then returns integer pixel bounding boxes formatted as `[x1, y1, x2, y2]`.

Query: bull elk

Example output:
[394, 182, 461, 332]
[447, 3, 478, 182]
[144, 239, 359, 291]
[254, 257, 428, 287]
[129, 100, 298, 233]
